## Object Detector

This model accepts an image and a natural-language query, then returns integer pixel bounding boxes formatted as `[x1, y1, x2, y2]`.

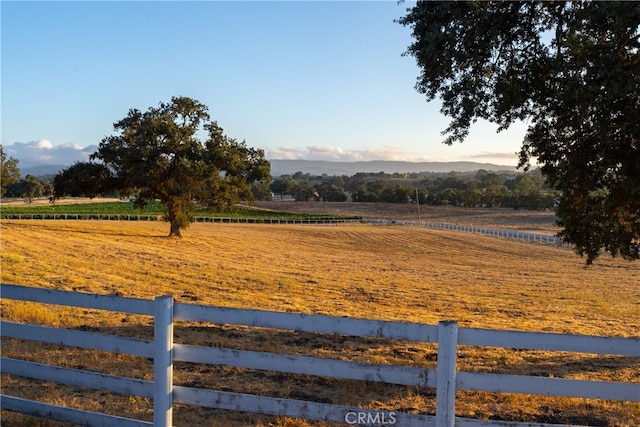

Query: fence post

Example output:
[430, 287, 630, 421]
[436, 320, 458, 427]
[154, 295, 174, 427]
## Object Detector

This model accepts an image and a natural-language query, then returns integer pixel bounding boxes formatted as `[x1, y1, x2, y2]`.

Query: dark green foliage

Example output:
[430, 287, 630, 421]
[56, 97, 271, 236]
[399, 1, 639, 263]
[270, 177, 295, 198]
[4, 175, 46, 201]
[292, 181, 317, 202]
[53, 162, 114, 199]
[278, 168, 555, 209]
[20, 175, 45, 202]
[4, 175, 52, 201]
[251, 180, 273, 201]
[1, 144, 21, 197]
[315, 182, 348, 202]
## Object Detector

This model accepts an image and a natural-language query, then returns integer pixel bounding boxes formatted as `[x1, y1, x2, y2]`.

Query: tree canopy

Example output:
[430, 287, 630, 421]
[398, 1, 640, 263]
[1, 144, 21, 197]
[54, 96, 270, 236]
[54, 161, 113, 200]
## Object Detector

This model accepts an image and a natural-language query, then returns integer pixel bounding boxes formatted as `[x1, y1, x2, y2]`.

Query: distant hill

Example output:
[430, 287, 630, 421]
[21, 164, 67, 178]
[269, 160, 516, 177]
[18, 160, 517, 180]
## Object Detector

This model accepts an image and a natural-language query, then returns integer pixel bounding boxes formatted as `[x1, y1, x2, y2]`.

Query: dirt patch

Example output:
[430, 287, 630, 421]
[255, 201, 559, 233]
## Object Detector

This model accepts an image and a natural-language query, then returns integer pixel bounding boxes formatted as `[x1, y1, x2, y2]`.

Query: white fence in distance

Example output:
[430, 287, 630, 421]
[1, 283, 638, 427]
[0, 212, 362, 225]
[366, 219, 561, 244]
[0, 213, 560, 244]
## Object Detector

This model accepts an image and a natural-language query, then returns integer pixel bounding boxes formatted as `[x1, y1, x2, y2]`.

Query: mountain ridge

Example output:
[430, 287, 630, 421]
[17, 160, 517, 179]
[269, 159, 517, 176]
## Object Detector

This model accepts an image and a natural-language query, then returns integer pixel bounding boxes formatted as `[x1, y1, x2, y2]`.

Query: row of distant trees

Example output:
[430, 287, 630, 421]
[0, 145, 50, 202]
[1, 146, 557, 212]
[2, 174, 51, 202]
[270, 169, 559, 210]
[1, 155, 556, 212]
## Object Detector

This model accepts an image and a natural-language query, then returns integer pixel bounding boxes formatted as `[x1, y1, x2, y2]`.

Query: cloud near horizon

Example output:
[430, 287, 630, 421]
[266, 144, 422, 162]
[8, 140, 420, 166]
[3, 140, 519, 169]
[266, 145, 519, 165]
[3, 140, 96, 168]
[466, 151, 520, 160]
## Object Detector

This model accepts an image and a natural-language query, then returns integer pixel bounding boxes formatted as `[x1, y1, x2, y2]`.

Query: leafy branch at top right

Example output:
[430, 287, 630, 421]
[398, 1, 640, 264]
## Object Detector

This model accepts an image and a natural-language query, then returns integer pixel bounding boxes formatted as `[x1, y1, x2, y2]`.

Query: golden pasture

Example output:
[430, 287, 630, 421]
[1, 218, 638, 426]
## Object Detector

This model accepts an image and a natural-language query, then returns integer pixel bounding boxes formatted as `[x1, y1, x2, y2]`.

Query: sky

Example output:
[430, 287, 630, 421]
[2, 0, 528, 168]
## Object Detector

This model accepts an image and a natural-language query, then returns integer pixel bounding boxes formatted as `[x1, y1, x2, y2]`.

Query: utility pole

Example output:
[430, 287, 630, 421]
[416, 187, 421, 223]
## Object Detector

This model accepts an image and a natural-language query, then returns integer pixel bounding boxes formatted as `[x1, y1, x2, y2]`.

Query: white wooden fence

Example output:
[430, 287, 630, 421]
[366, 219, 561, 244]
[1, 283, 638, 427]
[1, 213, 560, 245]
[0, 213, 361, 225]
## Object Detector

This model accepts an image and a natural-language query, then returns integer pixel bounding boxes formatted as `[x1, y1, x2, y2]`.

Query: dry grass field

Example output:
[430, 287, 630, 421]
[254, 201, 561, 233]
[1, 212, 639, 426]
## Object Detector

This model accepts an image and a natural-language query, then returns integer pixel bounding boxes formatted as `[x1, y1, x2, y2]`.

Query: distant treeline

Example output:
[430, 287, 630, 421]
[2, 174, 54, 202]
[4, 168, 559, 211]
[270, 169, 560, 210]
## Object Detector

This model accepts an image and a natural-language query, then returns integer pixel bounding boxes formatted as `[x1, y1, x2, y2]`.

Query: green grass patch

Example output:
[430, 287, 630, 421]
[0, 201, 361, 221]
[0, 201, 165, 216]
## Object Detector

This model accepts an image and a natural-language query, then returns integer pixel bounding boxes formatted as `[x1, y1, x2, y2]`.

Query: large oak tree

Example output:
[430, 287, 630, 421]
[399, 1, 639, 263]
[55, 97, 270, 236]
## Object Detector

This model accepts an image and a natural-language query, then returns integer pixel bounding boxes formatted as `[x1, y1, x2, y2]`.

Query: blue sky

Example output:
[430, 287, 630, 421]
[2, 1, 527, 167]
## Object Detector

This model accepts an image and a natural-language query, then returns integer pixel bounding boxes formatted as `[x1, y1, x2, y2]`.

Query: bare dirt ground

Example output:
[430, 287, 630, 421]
[255, 200, 559, 233]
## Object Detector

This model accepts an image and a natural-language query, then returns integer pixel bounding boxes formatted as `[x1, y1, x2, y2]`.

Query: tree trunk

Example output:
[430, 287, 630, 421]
[166, 199, 185, 237]
[168, 221, 182, 238]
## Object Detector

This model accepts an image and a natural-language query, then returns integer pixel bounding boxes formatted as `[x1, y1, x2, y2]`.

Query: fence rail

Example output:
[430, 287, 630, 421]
[367, 219, 561, 244]
[0, 213, 164, 221]
[0, 212, 362, 225]
[1, 213, 560, 244]
[1, 283, 638, 427]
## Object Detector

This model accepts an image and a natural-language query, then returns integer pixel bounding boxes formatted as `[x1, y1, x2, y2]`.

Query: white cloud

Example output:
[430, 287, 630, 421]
[35, 139, 54, 149]
[264, 144, 522, 166]
[265, 146, 308, 160]
[349, 145, 417, 162]
[266, 144, 416, 162]
[3, 140, 96, 168]
[466, 151, 519, 160]
[3, 140, 520, 172]
[462, 151, 521, 166]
